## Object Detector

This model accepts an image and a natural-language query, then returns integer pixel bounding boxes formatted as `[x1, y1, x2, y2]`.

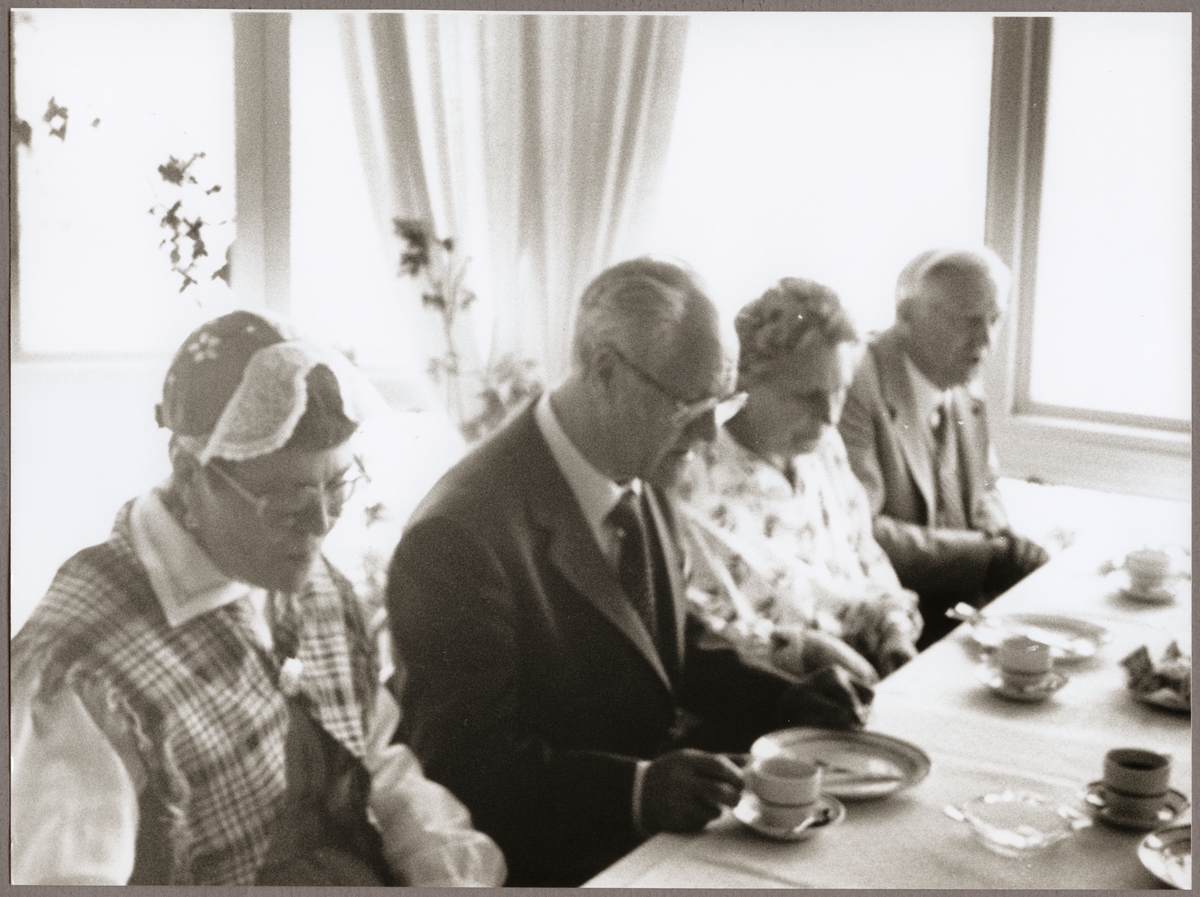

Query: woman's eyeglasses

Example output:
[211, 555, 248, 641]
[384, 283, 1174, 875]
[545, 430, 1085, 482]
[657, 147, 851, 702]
[205, 457, 370, 526]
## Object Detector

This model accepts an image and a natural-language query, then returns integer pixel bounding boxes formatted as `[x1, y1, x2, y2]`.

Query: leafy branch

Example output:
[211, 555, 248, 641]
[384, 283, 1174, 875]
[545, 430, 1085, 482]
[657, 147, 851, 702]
[149, 152, 232, 298]
[394, 218, 541, 441]
[394, 217, 476, 396]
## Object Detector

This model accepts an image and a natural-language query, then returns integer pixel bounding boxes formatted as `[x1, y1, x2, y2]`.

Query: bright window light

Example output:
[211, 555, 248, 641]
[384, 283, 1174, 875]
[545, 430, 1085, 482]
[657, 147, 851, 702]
[13, 9, 236, 356]
[290, 11, 434, 380]
[639, 12, 994, 334]
[1027, 14, 1191, 423]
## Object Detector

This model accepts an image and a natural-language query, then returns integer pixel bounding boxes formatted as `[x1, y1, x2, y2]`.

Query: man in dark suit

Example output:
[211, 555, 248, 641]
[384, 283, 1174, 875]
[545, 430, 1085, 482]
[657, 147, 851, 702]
[838, 247, 1048, 647]
[387, 258, 871, 886]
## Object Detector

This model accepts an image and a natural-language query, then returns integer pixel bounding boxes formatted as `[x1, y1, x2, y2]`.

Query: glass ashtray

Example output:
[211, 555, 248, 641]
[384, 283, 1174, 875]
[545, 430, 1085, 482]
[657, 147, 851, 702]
[945, 789, 1091, 857]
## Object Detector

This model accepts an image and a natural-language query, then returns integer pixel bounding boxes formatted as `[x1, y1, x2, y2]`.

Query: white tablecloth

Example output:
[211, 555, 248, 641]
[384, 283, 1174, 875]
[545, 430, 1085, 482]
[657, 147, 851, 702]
[586, 516, 1192, 889]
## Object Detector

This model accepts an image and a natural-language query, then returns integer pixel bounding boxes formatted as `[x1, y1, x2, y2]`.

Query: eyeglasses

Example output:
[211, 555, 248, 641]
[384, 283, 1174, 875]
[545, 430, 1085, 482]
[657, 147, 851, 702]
[205, 456, 370, 526]
[609, 345, 748, 427]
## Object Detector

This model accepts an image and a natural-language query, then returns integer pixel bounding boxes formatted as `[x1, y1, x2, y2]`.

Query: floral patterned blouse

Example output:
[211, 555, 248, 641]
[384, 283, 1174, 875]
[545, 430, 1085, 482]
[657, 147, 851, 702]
[674, 425, 921, 669]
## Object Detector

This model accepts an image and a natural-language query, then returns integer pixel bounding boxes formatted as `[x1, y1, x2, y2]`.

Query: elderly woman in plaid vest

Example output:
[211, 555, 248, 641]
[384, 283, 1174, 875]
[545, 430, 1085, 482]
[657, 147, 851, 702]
[11, 311, 506, 886]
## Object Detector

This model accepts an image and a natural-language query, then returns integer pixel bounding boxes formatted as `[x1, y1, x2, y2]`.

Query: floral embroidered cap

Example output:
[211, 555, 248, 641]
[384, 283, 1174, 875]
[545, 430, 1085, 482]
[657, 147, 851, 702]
[156, 310, 382, 463]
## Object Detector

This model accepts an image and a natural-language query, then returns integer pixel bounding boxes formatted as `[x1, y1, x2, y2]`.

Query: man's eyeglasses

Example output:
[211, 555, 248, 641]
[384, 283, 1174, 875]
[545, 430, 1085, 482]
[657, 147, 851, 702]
[609, 345, 747, 427]
[205, 457, 370, 526]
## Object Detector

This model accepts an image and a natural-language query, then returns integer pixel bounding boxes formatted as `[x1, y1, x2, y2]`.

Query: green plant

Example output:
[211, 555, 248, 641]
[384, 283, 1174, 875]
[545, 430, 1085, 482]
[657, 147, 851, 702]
[394, 218, 541, 441]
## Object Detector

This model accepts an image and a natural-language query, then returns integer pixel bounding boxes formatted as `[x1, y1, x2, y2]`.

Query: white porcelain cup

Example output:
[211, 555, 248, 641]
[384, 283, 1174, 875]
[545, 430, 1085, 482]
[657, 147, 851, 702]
[998, 635, 1052, 687]
[746, 756, 822, 828]
[1124, 549, 1171, 594]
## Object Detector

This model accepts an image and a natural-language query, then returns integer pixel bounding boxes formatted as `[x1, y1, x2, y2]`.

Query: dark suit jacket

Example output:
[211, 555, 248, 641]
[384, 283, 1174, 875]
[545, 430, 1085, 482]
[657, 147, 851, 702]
[838, 327, 1009, 611]
[387, 405, 808, 886]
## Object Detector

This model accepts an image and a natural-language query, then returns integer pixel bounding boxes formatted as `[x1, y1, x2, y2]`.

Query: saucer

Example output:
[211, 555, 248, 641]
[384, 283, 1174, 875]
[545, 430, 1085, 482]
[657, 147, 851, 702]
[1109, 569, 1182, 605]
[975, 663, 1069, 702]
[732, 792, 845, 841]
[1084, 781, 1190, 831]
[1121, 583, 1179, 605]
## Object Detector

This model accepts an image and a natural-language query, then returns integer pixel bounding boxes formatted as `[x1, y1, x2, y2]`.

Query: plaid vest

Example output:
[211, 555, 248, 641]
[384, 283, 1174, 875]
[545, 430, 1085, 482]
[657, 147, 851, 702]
[11, 502, 379, 885]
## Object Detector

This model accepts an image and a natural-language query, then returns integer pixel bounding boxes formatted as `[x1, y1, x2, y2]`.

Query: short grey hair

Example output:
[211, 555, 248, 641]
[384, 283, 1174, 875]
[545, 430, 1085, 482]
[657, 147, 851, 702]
[895, 247, 1010, 318]
[571, 257, 706, 373]
[735, 277, 857, 388]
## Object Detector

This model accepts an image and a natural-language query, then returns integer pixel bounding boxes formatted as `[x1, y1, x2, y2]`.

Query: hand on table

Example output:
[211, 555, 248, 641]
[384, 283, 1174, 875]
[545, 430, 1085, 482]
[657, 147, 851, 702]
[985, 532, 1050, 596]
[771, 626, 880, 685]
[873, 635, 918, 677]
[778, 663, 874, 731]
[641, 749, 744, 834]
[826, 599, 919, 679]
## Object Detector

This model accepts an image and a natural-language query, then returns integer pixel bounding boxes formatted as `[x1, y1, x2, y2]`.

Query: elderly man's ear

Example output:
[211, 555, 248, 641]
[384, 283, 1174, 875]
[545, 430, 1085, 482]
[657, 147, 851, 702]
[580, 343, 626, 403]
[588, 343, 619, 383]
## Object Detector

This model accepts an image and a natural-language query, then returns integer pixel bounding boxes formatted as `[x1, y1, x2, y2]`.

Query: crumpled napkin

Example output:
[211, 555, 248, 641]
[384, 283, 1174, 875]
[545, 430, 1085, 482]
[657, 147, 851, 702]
[776, 663, 874, 731]
[1121, 641, 1190, 712]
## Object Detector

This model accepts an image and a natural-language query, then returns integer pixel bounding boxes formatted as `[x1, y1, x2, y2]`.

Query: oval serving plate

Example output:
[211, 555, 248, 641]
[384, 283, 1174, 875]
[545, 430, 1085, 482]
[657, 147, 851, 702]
[750, 728, 931, 800]
[963, 612, 1112, 663]
[1139, 823, 1191, 889]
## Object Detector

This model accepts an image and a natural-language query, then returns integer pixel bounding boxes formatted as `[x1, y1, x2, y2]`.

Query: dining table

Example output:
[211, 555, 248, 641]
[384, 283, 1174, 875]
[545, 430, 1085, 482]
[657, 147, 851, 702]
[585, 505, 1192, 889]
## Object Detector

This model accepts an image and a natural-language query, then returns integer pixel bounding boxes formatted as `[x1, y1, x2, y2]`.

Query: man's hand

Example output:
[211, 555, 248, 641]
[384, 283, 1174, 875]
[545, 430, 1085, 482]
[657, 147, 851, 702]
[1008, 534, 1050, 574]
[641, 749, 743, 834]
[778, 663, 874, 731]
[985, 532, 1050, 596]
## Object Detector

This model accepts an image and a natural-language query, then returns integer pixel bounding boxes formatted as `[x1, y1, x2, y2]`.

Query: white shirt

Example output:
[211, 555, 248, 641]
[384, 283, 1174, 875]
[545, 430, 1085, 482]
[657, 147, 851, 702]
[10, 488, 507, 887]
[533, 392, 653, 833]
[534, 391, 641, 566]
[902, 350, 954, 431]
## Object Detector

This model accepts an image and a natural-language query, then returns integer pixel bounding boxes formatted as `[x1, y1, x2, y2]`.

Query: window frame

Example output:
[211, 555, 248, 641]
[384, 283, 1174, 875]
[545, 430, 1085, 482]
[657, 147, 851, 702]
[981, 16, 1191, 502]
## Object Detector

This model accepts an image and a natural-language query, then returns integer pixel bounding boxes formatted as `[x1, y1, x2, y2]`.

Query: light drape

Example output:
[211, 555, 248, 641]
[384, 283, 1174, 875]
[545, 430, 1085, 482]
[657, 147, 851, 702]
[340, 12, 689, 387]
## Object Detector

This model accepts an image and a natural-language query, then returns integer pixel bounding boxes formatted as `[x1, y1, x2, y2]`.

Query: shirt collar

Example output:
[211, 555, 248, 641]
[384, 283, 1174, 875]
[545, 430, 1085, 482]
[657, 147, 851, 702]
[129, 486, 261, 628]
[902, 351, 952, 428]
[534, 391, 634, 542]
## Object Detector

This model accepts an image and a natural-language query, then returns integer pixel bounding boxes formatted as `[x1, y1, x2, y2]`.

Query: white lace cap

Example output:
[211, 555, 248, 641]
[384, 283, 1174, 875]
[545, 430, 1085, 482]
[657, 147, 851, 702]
[178, 339, 385, 464]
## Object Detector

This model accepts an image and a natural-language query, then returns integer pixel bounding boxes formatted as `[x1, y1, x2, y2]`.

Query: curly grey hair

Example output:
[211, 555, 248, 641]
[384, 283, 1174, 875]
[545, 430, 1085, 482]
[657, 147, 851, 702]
[895, 247, 1010, 319]
[734, 277, 857, 388]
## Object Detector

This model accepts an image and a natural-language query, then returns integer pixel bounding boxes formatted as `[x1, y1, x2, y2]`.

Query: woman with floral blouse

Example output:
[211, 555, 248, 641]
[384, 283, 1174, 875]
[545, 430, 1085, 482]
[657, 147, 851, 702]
[671, 278, 922, 679]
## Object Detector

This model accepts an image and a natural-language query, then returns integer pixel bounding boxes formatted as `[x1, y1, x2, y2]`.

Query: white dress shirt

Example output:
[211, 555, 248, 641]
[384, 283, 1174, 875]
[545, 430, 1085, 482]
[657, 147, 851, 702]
[902, 351, 953, 431]
[534, 390, 640, 565]
[10, 487, 506, 887]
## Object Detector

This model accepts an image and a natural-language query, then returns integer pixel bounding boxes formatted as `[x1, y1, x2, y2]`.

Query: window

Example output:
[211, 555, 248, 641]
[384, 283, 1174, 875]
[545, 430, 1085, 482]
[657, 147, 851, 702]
[12, 9, 236, 357]
[640, 12, 995, 334]
[1025, 14, 1190, 427]
[648, 12, 1189, 500]
[983, 15, 1190, 500]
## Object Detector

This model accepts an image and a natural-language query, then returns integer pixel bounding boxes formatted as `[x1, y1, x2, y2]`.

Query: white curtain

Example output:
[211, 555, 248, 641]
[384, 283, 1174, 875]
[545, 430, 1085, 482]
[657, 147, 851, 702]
[339, 12, 689, 387]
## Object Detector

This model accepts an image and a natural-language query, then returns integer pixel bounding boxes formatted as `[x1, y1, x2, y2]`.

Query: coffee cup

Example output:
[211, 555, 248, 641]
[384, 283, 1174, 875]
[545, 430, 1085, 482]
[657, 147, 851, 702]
[1124, 549, 1171, 594]
[745, 755, 822, 828]
[997, 635, 1052, 688]
[1103, 748, 1171, 796]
